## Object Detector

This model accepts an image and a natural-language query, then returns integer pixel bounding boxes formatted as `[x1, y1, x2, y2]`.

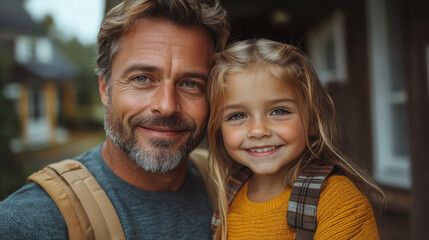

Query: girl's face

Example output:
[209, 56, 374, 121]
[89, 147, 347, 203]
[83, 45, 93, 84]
[220, 68, 306, 176]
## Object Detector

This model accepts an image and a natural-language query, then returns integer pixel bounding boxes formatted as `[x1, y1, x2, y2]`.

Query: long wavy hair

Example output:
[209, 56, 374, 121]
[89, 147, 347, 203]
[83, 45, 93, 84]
[207, 39, 385, 240]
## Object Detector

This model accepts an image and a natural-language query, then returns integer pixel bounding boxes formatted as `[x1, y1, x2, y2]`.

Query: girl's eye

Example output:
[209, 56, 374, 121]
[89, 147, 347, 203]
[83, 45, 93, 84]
[271, 108, 290, 116]
[228, 113, 246, 121]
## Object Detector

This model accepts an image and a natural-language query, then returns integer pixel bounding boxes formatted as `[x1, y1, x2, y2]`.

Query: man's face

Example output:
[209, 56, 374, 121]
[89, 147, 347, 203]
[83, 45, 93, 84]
[100, 18, 213, 172]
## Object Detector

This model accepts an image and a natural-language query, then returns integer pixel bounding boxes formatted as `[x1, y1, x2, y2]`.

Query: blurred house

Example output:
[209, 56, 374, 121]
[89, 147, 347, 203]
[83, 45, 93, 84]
[0, 0, 77, 150]
[221, 0, 428, 238]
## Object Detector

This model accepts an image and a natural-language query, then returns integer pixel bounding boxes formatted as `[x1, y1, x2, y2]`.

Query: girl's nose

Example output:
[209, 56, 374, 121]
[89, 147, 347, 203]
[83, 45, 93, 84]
[247, 118, 271, 139]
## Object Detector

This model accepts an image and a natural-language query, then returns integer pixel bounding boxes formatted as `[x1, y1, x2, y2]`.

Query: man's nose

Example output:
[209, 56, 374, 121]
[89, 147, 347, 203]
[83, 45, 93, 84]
[150, 82, 179, 116]
[247, 117, 271, 139]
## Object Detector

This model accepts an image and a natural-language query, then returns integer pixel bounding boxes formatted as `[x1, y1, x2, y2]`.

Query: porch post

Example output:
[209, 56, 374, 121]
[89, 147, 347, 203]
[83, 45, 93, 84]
[407, 0, 429, 239]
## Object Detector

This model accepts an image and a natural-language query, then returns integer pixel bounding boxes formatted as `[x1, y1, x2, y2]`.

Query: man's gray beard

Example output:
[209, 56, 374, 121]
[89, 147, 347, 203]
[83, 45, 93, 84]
[104, 103, 206, 173]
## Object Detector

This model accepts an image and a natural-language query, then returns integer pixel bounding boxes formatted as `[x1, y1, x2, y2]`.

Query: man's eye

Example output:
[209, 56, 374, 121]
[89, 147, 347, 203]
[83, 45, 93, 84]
[179, 81, 205, 95]
[133, 76, 150, 83]
[271, 108, 289, 116]
[183, 81, 197, 88]
[228, 113, 246, 121]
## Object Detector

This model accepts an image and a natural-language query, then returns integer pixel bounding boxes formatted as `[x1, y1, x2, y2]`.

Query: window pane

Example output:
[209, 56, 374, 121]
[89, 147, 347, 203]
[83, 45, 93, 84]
[324, 34, 335, 72]
[386, 0, 405, 92]
[391, 103, 409, 157]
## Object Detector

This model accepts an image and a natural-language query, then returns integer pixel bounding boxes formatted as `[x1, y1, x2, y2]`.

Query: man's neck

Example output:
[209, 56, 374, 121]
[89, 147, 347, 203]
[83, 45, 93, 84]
[100, 139, 188, 192]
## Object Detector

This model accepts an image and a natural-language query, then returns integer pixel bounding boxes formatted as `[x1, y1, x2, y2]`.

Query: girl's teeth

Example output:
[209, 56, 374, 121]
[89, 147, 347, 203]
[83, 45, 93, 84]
[250, 146, 276, 153]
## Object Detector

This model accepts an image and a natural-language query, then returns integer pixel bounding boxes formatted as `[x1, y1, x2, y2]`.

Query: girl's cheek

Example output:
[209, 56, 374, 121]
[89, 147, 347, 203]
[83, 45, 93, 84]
[221, 125, 242, 149]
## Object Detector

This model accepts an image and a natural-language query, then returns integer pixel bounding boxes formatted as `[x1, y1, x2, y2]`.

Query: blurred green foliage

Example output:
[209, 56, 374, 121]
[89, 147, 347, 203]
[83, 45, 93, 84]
[0, 57, 26, 199]
[1, 15, 103, 199]
[56, 37, 104, 130]
[57, 38, 99, 107]
[42, 14, 104, 130]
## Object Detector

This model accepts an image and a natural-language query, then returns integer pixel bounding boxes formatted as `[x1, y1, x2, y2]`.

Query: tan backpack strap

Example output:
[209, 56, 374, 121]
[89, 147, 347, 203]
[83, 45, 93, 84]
[27, 163, 93, 239]
[189, 148, 216, 206]
[189, 149, 209, 186]
[27, 160, 126, 240]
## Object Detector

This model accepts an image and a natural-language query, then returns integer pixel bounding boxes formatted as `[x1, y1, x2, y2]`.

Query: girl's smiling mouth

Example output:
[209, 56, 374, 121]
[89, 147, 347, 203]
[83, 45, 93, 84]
[245, 145, 282, 156]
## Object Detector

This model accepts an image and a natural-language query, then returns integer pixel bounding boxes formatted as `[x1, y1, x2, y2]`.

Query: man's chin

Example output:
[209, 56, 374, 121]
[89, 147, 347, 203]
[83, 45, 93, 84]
[128, 146, 185, 173]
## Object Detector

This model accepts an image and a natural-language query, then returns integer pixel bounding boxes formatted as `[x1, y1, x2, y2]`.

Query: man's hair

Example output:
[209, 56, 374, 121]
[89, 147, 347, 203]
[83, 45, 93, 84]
[96, 0, 229, 82]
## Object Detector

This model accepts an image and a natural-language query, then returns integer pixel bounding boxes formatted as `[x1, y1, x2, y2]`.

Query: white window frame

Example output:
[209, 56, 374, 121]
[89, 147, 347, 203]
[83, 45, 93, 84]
[366, 0, 411, 188]
[27, 86, 49, 146]
[307, 11, 348, 85]
[15, 36, 34, 63]
[36, 38, 53, 64]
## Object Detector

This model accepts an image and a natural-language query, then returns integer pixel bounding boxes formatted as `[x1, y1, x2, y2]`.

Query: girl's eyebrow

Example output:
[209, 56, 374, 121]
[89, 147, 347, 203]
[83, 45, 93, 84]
[222, 104, 242, 112]
[222, 98, 296, 112]
[269, 98, 296, 104]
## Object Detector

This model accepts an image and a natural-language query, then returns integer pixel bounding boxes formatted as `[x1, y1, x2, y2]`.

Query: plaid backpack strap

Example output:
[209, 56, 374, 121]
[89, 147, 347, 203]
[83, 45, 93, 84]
[210, 167, 252, 234]
[287, 164, 334, 240]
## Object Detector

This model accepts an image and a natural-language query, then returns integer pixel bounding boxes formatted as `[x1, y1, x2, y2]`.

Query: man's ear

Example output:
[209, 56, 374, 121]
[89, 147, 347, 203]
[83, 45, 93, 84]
[99, 76, 108, 106]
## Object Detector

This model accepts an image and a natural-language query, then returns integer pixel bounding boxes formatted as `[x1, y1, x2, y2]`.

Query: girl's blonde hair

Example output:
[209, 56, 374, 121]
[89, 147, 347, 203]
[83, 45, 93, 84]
[207, 39, 385, 240]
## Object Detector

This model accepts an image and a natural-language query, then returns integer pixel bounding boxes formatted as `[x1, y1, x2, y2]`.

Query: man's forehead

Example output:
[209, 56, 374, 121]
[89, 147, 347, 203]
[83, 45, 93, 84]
[123, 17, 214, 51]
[111, 17, 214, 79]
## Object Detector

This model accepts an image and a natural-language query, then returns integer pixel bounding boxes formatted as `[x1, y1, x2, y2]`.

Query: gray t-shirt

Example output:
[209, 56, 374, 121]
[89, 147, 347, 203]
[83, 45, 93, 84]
[0, 143, 212, 239]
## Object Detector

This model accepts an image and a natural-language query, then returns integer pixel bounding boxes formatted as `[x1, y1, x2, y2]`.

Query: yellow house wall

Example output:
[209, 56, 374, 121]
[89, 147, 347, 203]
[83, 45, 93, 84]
[44, 82, 57, 143]
[18, 85, 29, 145]
[62, 83, 76, 121]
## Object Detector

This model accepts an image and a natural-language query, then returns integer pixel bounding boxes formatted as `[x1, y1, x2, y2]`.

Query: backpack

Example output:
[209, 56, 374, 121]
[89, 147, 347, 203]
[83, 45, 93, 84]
[287, 165, 334, 240]
[212, 164, 334, 240]
[26, 148, 210, 240]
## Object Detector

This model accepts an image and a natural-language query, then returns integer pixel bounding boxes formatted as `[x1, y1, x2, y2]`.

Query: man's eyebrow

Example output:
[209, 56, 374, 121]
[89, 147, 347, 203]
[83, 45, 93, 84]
[178, 72, 208, 81]
[120, 64, 208, 81]
[120, 64, 162, 79]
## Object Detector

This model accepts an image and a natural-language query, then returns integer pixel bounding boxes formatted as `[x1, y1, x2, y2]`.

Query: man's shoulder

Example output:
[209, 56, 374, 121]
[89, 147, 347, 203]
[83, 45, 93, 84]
[0, 144, 109, 239]
[0, 145, 104, 238]
[74, 143, 104, 165]
[0, 182, 68, 239]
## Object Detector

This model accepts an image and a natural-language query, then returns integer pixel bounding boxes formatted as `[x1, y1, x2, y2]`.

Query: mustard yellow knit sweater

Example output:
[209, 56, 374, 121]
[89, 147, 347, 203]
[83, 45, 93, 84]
[227, 175, 379, 240]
